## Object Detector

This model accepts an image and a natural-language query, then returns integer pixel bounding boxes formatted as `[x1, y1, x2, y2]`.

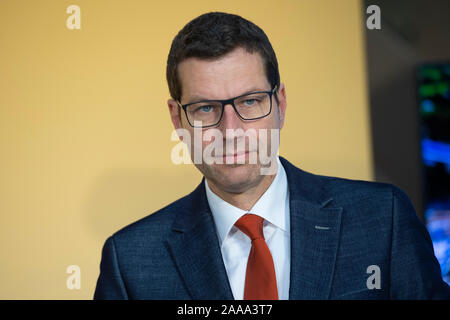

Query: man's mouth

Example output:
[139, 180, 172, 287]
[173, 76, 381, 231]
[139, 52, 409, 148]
[222, 151, 251, 163]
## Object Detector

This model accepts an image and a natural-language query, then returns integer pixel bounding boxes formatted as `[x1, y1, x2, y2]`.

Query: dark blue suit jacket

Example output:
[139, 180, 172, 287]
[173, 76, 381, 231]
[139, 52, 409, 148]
[94, 157, 450, 299]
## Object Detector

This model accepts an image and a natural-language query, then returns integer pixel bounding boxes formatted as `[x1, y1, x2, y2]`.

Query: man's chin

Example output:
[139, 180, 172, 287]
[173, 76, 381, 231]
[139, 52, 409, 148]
[201, 163, 262, 193]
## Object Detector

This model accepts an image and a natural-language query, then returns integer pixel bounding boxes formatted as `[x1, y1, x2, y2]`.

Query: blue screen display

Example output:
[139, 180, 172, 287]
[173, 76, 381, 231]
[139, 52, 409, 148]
[418, 63, 450, 284]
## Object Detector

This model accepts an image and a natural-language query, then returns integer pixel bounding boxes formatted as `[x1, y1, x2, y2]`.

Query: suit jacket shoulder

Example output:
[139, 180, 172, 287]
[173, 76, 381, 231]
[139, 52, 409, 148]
[94, 182, 210, 299]
[112, 189, 196, 244]
[280, 157, 449, 299]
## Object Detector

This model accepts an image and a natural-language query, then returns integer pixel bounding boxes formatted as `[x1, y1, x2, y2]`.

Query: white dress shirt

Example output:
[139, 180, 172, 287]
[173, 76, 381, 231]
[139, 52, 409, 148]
[205, 157, 291, 300]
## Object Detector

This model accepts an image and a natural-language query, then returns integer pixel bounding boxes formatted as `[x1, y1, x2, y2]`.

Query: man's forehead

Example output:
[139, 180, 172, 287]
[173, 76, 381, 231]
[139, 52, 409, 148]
[179, 47, 263, 72]
[177, 47, 269, 101]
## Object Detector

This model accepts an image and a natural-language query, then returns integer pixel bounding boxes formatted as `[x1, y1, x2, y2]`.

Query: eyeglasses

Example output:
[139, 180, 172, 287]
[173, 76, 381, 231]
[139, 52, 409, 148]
[177, 86, 277, 128]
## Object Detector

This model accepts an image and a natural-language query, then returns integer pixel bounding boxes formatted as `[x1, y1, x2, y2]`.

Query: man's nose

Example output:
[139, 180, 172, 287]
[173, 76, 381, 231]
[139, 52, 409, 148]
[218, 103, 244, 130]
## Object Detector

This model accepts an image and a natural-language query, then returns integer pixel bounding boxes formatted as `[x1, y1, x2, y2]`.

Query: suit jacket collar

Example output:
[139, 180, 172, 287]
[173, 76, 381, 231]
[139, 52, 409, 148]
[166, 156, 342, 300]
[279, 157, 343, 299]
[165, 178, 234, 299]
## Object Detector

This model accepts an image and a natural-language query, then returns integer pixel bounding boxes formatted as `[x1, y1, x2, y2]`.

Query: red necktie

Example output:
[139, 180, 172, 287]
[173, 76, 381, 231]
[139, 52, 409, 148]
[235, 214, 278, 300]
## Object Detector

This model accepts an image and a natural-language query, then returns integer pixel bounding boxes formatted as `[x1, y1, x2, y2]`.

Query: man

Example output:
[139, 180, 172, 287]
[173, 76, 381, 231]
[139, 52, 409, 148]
[94, 12, 449, 299]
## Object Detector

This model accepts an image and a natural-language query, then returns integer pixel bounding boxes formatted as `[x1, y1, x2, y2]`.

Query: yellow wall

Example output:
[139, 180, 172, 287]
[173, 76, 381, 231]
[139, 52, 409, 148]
[0, 0, 372, 299]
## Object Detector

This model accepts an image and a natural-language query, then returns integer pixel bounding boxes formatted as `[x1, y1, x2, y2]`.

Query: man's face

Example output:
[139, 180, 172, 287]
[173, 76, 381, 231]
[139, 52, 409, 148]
[168, 47, 287, 194]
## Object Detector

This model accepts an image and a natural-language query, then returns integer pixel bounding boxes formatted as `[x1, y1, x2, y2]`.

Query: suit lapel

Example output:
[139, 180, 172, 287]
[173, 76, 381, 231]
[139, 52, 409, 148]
[280, 157, 343, 299]
[165, 180, 234, 300]
[289, 200, 342, 299]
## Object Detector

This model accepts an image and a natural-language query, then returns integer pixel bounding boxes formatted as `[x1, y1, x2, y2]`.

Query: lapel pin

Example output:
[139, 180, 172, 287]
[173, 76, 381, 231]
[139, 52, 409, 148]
[315, 225, 330, 230]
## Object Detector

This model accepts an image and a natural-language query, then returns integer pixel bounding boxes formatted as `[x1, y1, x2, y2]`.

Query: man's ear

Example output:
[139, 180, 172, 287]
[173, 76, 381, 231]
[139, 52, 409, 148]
[168, 99, 184, 141]
[277, 83, 287, 129]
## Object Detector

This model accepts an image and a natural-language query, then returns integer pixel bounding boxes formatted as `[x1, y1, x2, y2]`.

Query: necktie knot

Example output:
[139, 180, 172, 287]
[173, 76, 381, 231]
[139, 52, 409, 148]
[235, 214, 265, 241]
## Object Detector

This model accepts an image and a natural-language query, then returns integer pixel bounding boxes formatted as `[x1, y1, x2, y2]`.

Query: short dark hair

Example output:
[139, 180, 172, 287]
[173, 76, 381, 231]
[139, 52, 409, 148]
[166, 12, 280, 102]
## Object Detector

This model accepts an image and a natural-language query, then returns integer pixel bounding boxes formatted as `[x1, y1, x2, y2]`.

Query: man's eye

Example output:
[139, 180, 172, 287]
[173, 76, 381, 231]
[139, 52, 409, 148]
[196, 105, 213, 112]
[243, 99, 257, 106]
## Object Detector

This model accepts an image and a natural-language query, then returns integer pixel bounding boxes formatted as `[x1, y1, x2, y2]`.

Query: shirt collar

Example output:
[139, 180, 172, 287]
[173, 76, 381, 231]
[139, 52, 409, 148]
[205, 156, 289, 246]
